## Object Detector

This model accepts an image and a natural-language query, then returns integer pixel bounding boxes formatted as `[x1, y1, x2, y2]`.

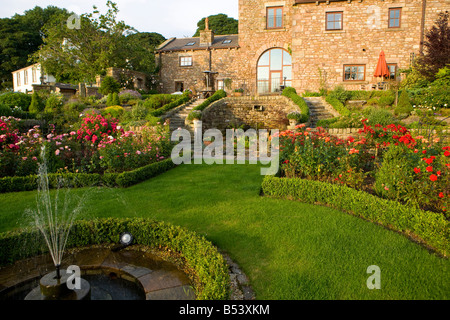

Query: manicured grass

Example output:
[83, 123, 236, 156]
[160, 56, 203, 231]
[0, 163, 448, 299]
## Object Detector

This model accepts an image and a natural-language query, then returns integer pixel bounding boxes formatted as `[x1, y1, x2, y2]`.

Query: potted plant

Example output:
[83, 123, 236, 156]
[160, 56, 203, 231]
[233, 88, 244, 97]
[287, 111, 302, 126]
[187, 110, 202, 122]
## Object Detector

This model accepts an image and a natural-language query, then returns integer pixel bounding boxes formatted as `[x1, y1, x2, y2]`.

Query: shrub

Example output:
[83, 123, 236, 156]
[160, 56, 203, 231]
[187, 110, 202, 120]
[131, 103, 148, 121]
[395, 90, 413, 115]
[0, 103, 12, 117]
[286, 111, 303, 122]
[99, 76, 121, 95]
[0, 92, 32, 111]
[44, 93, 64, 114]
[119, 89, 142, 104]
[328, 85, 352, 104]
[106, 92, 120, 107]
[193, 90, 227, 112]
[261, 175, 449, 257]
[325, 96, 351, 117]
[362, 107, 395, 126]
[281, 87, 310, 123]
[150, 92, 191, 117]
[141, 94, 177, 110]
[102, 105, 124, 119]
[28, 92, 45, 113]
[0, 218, 230, 299]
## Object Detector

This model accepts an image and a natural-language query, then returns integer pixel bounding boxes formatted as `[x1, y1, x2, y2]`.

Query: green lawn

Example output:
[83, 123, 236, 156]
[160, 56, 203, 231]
[0, 163, 448, 299]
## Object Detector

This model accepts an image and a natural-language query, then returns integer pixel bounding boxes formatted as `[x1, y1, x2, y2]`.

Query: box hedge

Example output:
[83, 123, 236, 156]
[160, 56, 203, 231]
[261, 175, 449, 257]
[0, 158, 176, 193]
[0, 217, 230, 300]
[282, 87, 310, 123]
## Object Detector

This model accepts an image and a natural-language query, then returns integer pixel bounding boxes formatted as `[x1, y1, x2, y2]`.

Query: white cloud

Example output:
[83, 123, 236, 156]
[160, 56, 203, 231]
[1, 0, 239, 38]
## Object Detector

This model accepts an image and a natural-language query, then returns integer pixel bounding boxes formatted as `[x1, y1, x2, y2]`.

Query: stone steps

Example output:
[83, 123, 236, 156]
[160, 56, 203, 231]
[303, 96, 339, 128]
[167, 99, 206, 133]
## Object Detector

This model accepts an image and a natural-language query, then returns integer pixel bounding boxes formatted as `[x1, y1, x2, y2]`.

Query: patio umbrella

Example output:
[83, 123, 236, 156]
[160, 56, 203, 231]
[373, 50, 390, 81]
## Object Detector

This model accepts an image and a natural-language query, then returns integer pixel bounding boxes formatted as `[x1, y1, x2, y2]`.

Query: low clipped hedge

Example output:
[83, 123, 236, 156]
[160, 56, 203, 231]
[0, 158, 176, 193]
[193, 90, 227, 112]
[150, 92, 191, 117]
[0, 218, 230, 300]
[325, 96, 351, 117]
[261, 176, 449, 257]
[282, 87, 310, 123]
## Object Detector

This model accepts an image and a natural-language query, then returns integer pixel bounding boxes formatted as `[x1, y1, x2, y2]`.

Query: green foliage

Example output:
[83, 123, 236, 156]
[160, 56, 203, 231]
[102, 105, 124, 119]
[187, 110, 202, 120]
[0, 6, 69, 89]
[193, 90, 227, 112]
[106, 92, 120, 107]
[328, 85, 352, 104]
[100, 76, 121, 96]
[0, 158, 176, 193]
[125, 32, 166, 75]
[0, 92, 31, 111]
[0, 217, 230, 299]
[28, 91, 44, 113]
[395, 90, 413, 115]
[325, 96, 351, 117]
[281, 87, 310, 123]
[131, 103, 148, 121]
[362, 107, 396, 126]
[261, 175, 449, 257]
[150, 92, 191, 117]
[193, 14, 238, 37]
[141, 94, 178, 110]
[44, 92, 64, 114]
[0, 103, 12, 117]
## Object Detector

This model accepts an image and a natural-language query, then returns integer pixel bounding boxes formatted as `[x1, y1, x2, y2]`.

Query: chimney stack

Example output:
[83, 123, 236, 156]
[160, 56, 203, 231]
[200, 17, 214, 46]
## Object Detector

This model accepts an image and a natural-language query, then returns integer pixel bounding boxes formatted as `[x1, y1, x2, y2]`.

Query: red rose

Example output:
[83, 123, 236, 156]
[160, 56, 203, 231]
[430, 174, 438, 182]
[426, 166, 433, 172]
[414, 167, 421, 174]
[445, 151, 450, 157]
[439, 192, 444, 198]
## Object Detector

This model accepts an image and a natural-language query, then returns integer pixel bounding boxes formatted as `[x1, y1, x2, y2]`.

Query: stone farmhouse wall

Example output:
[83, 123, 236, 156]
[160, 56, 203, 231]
[158, 0, 449, 95]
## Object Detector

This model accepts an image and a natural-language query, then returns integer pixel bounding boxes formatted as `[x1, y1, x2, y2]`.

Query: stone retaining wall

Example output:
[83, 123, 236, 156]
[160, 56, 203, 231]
[201, 96, 300, 132]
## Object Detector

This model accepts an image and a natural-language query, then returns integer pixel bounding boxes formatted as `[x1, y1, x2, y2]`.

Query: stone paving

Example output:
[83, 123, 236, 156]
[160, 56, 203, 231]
[0, 245, 255, 300]
[0, 246, 195, 300]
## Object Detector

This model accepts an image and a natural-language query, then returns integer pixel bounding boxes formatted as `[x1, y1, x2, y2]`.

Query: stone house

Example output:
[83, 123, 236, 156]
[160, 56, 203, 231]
[156, 0, 448, 95]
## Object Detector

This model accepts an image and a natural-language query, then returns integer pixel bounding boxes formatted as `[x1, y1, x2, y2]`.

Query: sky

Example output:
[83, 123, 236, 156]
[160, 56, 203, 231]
[0, 0, 239, 39]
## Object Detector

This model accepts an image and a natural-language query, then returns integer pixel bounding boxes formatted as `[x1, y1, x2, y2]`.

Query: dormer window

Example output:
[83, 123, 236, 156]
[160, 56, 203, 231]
[223, 39, 232, 44]
[267, 7, 283, 29]
[185, 42, 196, 46]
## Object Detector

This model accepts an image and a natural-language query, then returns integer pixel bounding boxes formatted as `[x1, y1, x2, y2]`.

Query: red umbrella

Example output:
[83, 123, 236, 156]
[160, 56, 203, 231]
[373, 51, 390, 80]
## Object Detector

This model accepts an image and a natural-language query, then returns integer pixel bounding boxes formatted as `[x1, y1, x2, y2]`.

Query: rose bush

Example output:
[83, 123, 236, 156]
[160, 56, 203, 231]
[0, 114, 172, 177]
[279, 120, 449, 215]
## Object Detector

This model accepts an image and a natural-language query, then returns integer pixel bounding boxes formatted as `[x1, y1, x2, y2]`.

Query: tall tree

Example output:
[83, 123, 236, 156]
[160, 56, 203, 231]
[125, 32, 166, 74]
[416, 12, 450, 80]
[193, 14, 238, 37]
[0, 6, 68, 90]
[33, 1, 135, 84]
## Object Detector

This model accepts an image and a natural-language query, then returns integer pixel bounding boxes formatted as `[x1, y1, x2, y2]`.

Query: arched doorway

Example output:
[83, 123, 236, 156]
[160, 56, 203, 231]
[257, 48, 292, 94]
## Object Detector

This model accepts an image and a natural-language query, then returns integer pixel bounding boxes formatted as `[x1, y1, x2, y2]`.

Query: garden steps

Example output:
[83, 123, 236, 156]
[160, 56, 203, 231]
[166, 99, 206, 133]
[303, 97, 339, 128]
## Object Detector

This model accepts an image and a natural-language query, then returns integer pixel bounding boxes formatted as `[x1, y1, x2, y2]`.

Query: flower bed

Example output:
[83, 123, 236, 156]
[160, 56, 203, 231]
[0, 113, 175, 192]
[278, 120, 449, 216]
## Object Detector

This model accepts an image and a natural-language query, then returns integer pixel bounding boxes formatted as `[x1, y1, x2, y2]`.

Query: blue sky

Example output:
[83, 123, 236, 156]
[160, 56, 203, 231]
[0, 0, 239, 38]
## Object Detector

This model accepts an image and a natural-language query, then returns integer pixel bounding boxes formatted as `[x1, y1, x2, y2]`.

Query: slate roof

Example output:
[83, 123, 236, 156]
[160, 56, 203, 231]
[156, 34, 239, 52]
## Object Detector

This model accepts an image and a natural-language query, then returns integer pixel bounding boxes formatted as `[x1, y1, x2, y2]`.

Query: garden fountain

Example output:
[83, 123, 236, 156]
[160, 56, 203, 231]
[24, 146, 91, 300]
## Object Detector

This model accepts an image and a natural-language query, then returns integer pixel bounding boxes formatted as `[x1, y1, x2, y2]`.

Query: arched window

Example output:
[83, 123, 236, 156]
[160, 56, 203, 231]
[257, 48, 292, 94]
